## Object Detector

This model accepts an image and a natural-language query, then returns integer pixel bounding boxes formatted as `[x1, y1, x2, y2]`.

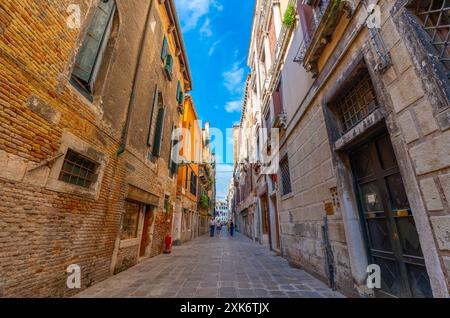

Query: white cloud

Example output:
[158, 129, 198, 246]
[223, 61, 245, 95]
[208, 39, 221, 56]
[175, 0, 223, 32]
[200, 18, 213, 37]
[215, 164, 234, 200]
[225, 100, 242, 113]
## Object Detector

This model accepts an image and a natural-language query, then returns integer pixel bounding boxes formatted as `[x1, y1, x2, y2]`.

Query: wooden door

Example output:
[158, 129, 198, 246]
[350, 132, 432, 298]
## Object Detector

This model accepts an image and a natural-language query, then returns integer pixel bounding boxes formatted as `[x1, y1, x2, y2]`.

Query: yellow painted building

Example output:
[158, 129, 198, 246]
[173, 95, 206, 243]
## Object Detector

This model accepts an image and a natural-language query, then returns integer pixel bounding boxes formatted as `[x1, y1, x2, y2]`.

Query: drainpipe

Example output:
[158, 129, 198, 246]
[117, 0, 155, 158]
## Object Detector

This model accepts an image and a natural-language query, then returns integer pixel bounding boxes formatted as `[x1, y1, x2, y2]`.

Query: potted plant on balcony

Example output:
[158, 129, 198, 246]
[283, 3, 298, 28]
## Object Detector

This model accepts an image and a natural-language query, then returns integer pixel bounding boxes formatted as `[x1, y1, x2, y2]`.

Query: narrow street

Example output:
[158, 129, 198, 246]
[76, 233, 344, 298]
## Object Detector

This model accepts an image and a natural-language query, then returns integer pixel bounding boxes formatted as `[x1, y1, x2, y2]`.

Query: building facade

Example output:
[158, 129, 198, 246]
[173, 95, 213, 244]
[236, 0, 450, 298]
[0, 0, 192, 297]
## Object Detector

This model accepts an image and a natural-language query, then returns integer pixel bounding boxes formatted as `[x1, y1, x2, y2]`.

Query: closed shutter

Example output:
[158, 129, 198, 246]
[72, 0, 115, 89]
[176, 81, 181, 103]
[152, 106, 166, 157]
[165, 54, 173, 79]
[147, 85, 159, 146]
[161, 36, 168, 61]
[169, 126, 179, 175]
[298, 3, 314, 45]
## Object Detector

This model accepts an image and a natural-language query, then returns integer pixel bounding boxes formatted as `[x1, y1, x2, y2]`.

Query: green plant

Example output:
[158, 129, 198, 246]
[164, 197, 170, 213]
[283, 4, 297, 28]
[200, 192, 209, 209]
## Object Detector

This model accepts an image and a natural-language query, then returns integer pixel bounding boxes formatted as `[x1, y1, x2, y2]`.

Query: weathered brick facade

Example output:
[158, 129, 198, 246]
[0, 0, 192, 297]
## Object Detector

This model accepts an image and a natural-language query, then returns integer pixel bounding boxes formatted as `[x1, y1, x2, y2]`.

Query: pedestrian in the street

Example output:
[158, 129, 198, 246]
[216, 219, 221, 236]
[209, 217, 215, 237]
[230, 221, 234, 237]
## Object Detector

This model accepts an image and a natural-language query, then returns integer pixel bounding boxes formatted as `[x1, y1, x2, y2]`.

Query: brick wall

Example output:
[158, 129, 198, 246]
[0, 0, 189, 297]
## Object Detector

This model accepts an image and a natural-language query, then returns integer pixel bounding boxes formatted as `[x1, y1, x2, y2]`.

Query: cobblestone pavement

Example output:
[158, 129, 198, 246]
[76, 233, 344, 298]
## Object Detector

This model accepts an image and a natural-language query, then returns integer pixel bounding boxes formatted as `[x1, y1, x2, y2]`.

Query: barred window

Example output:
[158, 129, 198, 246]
[59, 150, 99, 188]
[280, 156, 292, 195]
[336, 71, 378, 133]
[410, 0, 450, 78]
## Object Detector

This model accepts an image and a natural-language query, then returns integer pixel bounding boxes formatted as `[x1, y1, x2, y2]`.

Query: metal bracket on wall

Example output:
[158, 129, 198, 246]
[369, 27, 392, 74]
[27, 152, 64, 172]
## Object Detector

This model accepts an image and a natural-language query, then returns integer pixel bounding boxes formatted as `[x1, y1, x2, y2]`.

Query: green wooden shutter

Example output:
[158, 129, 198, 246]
[147, 85, 159, 146]
[164, 54, 173, 79]
[161, 36, 168, 61]
[169, 126, 179, 175]
[176, 81, 181, 103]
[72, 0, 115, 86]
[152, 106, 166, 157]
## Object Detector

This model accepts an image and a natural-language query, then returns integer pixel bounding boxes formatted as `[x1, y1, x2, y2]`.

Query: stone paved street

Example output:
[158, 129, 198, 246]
[76, 233, 344, 298]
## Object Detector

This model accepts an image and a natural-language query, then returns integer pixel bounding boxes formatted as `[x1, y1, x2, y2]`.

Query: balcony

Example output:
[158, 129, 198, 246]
[294, 0, 355, 76]
[262, 0, 297, 109]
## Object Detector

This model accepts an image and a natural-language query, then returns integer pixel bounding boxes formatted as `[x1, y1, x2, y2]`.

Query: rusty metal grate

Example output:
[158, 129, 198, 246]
[59, 149, 99, 188]
[280, 156, 292, 195]
[412, 0, 450, 77]
[336, 72, 378, 133]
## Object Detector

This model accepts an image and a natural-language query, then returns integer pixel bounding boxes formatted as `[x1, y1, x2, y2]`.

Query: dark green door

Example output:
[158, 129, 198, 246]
[350, 132, 432, 298]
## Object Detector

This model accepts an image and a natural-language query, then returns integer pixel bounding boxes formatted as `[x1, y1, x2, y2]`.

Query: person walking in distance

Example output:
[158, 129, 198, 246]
[216, 219, 221, 236]
[209, 217, 215, 237]
[229, 221, 234, 237]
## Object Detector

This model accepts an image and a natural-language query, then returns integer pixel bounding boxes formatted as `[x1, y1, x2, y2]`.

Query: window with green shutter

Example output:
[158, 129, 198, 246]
[168, 125, 179, 177]
[164, 54, 173, 80]
[152, 106, 166, 157]
[71, 0, 116, 97]
[176, 80, 185, 105]
[161, 36, 168, 61]
[147, 85, 160, 146]
[176, 81, 181, 103]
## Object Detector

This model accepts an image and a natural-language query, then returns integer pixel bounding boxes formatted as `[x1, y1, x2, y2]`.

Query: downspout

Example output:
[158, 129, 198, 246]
[116, 0, 155, 158]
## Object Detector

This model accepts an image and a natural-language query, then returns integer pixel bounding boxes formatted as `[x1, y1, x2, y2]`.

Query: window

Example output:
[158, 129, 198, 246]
[410, 0, 450, 78]
[336, 70, 378, 133]
[164, 54, 174, 80]
[164, 195, 170, 213]
[185, 166, 189, 189]
[59, 149, 99, 188]
[273, 79, 283, 117]
[176, 80, 184, 105]
[161, 36, 168, 61]
[169, 125, 179, 176]
[152, 106, 166, 157]
[190, 171, 197, 196]
[121, 201, 140, 240]
[71, 0, 116, 97]
[280, 155, 292, 195]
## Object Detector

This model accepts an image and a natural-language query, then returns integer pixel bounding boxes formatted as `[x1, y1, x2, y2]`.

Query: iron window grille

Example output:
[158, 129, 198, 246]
[59, 149, 99, 188]
[410, 0, 450, 78]
[336, 71, 378, 133]
[280, 156, 292, 195]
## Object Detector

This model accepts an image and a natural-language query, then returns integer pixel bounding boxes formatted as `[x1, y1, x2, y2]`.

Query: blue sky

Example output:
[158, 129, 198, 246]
[174, 0, 255, 200]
